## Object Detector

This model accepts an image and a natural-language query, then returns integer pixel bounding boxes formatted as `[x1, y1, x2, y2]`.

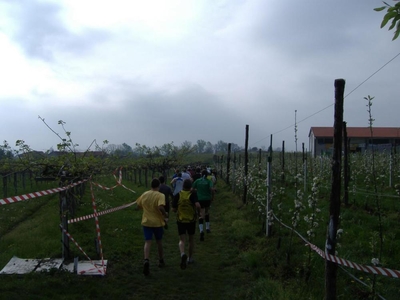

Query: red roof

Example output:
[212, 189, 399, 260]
[309, 127, 400, 138]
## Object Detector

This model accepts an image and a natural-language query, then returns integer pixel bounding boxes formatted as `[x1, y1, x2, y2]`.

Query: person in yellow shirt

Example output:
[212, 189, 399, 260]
[136, 178, 168, 276]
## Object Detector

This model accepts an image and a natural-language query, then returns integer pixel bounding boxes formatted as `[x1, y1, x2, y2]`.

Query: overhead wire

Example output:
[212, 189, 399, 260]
[251, 51, 400, 147]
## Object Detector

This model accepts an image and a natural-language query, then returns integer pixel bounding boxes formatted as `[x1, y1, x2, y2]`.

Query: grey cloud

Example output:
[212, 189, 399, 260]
[43, 81, 247, 149]
[7, 0, 110, 61]
[238, 1, 383, 59]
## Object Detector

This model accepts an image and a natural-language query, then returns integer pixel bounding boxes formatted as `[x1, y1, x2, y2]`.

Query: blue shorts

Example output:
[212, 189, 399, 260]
[143, 226, 164, 241]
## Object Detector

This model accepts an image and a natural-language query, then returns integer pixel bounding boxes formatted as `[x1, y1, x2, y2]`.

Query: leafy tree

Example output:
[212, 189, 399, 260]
[196, 139, 207, 153]
[231, 143, 242, 152]
[157, 142, 178, 156]
[215, 140, 228, 153]
[375, 1, 400, 40]
[181, 140, 192, 149]
[204, 141, 214, 153]
[0, 141, 13, 160]
[121, 143, 133, 153]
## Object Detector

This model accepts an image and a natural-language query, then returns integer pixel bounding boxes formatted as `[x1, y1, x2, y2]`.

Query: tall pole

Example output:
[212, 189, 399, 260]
[243, 125, 249, 204]
[325, 78, 345, 300]
[266, 134, 273, 237]
[227, 143, 231, 185]
[343, 122, 349, 206]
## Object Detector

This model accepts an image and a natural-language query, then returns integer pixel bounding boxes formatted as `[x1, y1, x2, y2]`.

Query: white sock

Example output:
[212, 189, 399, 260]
[199, 224, 204, 232]
[206, 222, 210, 230]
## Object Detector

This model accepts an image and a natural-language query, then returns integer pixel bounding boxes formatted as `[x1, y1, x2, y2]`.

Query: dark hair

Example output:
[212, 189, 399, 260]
[183, 179, 192, 190]
[151, 178, 160, 189]
[201, 170, 208, 177]
[159, 176, 165, 184]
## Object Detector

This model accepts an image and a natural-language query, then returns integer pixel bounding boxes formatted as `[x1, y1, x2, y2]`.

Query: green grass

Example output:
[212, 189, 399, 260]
[1, 173, 400, 299]
[0, 175, 254, 299]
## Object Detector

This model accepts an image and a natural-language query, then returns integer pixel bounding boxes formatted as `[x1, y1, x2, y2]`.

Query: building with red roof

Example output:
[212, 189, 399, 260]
[309, 127, 400, 157]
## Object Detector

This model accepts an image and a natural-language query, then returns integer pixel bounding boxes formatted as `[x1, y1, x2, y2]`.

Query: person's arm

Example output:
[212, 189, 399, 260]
[158, 205, 168, 218]
[136, 196, 143, 210]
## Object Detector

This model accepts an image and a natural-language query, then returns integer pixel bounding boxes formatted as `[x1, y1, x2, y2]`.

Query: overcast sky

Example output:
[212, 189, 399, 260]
[0, 0, 399, 152]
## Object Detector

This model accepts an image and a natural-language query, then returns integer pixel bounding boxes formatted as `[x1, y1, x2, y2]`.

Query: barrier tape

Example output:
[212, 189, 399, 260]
[91, 181, 120, 191]
[1, 167, 136, 206]
[68, 201, 136, 224]
[1, 168, 134, 276]
[0, 179, 88, 206]
[89, 181, 105, 273]
[90, 168, 136, 193]
[271, 212, 400, 278]
[59, 225, 105, 275]
[112, 167, 136, 193]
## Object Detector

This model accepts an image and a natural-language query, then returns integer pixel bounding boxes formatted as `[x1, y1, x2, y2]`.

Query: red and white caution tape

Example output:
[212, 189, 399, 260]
[1, 167, 135, 206]
[68, 201, 136, 224]
[91, 181, 120, 191]
[0, 179, 88, 206]
[113, 167, 136, 193]
[90, 168, 136, 193]
[89, 181, 106, 273]
[59, 225, 106, 275]
[271, 212, 400, 279]
[321, 248, 400, 278]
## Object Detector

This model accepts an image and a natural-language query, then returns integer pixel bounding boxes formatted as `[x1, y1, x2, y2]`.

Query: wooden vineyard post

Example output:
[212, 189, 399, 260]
[13, 172, 17, 195]
[325, 78, 345, 300]
[281, 141, 285, 183]
[232, 152, 237, 193]
[302, 143, 307, 192]
[227, 143, 231, 185]
[266, 134, 273, 237]
[242, 125, 249, 204]
[343, 121, 349, 206]
[2, 174, 7, 198]
[59, 174, 70, 260]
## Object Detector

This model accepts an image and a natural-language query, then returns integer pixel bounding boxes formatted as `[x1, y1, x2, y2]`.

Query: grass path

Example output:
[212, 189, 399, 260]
[125, 181, 252, 299]
[0, 180, 254, 300]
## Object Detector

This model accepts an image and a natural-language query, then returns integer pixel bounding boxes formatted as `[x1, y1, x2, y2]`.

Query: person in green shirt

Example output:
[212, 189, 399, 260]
[192, 169, 215, 241]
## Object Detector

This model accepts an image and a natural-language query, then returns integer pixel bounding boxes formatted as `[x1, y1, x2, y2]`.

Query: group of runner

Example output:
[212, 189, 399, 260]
[136, 166, 217, 276]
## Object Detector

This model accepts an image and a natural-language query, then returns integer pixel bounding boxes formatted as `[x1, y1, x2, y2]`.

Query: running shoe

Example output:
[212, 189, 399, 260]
[143, 259, 150, 276]
[180, 254, 188, 270]
[200, 231, 205, 241]
[158, 259, 165, 268]
[206, 229, 211, 233]
[187, 257, 195, 264]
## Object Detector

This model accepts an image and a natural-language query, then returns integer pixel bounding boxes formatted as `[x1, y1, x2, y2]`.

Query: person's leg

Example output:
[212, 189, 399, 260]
[144, 240, 152, 260]
[156, 239, 164, 266]
[199, 206, 205, 241]
[177, 223, 188, 269]
[143, 226, 153, 260]
[142, 226, 153, 276]
[154, 227, 164, 266]
[205, 206, 211, 233]
[179, 234, 186, 254]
